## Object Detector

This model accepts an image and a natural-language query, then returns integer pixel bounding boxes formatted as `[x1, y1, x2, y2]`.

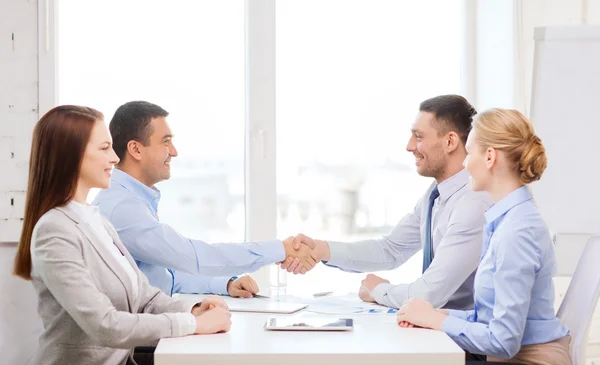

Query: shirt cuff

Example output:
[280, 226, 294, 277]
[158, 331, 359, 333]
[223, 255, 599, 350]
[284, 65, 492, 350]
[370, 283, 393, 306]
[322, 240, 349, 268]
[173, 312, 196, 337]
[447, 309, 469, 320]
[254, 239, 286, 263]
[208, 276, 234, 295]
[441, 314, 469, 337]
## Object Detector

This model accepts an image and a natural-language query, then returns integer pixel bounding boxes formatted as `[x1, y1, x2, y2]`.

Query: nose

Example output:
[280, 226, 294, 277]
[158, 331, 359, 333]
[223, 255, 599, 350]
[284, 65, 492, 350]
[110, 148, 120, 165]
[170, 142, 178, 157]
[406, 135, 416, 153]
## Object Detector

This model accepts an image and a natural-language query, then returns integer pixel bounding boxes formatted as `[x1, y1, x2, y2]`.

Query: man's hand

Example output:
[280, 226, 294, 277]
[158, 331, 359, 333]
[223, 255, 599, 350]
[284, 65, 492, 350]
[361, 274, 389, 291]
[396, 298, 447, 330]
[191, 295, 228, 316]
[357, 274, 389, 303]
[227, 276, 259, 298]
[293, 233, 316, 250]
[279, 233, 330, 274]
[281, 236, 318, 274]
[358, 283, 376, 303]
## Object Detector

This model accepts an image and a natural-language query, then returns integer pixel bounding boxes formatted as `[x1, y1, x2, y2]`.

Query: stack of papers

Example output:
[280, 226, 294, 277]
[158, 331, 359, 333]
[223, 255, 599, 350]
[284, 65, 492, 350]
[176, 292, 398, 315]
[305, 293, 398, 314]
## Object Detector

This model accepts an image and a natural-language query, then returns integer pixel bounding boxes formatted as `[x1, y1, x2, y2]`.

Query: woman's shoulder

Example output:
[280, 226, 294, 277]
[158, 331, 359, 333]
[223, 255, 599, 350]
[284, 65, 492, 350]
[32, 207, 81, 244]
[503, 199, 546, 226]
[497, 202, 552, 248]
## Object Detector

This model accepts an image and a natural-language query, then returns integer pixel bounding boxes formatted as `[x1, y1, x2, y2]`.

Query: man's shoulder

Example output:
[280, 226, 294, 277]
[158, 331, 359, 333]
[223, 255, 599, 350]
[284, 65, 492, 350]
[94, 185, 145, 216]
[456, 185, 492, 207]
[445, 186, 491, 224]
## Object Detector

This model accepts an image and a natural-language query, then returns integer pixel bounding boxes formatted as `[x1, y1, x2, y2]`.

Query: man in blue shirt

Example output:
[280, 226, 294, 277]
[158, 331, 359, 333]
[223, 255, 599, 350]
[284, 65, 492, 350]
[94, 101, 316, 297]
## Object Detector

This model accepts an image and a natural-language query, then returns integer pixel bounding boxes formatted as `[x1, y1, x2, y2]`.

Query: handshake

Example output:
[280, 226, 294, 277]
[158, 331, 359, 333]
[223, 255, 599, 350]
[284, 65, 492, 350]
[278, 233, 329, 275]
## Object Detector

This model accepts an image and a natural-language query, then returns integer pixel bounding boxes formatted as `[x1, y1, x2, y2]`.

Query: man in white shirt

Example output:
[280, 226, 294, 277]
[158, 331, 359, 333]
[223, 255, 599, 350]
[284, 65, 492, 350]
[282, 95, 491, 310]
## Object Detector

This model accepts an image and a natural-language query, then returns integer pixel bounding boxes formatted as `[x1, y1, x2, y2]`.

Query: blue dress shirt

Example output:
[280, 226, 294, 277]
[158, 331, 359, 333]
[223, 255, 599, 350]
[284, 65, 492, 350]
[442, 187, 569, 359]
[93, 169, 285, 296]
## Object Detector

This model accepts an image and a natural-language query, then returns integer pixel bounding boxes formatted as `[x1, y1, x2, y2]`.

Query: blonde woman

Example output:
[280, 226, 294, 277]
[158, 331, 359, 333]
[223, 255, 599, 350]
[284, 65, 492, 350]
[396, 109, 571, 365]
[14, 106, 232, 365]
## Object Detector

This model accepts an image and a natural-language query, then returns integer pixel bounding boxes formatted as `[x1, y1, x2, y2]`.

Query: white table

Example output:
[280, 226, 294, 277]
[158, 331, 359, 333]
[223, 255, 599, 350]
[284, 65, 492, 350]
[155, 293, 465, 365]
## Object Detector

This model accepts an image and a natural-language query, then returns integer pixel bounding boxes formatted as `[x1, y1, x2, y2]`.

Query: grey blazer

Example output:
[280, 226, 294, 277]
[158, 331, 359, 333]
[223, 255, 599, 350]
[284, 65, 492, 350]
[30, 204, 195, 365]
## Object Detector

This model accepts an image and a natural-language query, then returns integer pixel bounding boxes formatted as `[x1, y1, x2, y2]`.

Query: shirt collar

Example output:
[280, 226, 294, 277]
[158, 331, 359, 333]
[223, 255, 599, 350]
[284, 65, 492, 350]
[437, 169, 470, 202]
[67, 200, 96, 220]
[484, 186, 532, 228]
[111, 168, 161, 212]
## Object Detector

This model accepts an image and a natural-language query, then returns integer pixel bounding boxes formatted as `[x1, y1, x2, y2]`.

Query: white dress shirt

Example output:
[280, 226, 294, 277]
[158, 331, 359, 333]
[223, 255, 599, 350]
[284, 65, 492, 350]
[325, 169, 492, 310]
[69, 200, 139, 299]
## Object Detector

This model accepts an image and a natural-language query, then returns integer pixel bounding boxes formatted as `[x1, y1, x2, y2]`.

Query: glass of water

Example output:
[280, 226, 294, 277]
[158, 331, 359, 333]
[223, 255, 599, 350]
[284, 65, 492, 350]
[269, 266, 287, 300]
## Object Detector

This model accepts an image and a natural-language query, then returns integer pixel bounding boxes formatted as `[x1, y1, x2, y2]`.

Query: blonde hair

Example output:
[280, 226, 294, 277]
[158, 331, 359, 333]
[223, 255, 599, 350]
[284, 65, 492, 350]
[473, 108, 547, 185]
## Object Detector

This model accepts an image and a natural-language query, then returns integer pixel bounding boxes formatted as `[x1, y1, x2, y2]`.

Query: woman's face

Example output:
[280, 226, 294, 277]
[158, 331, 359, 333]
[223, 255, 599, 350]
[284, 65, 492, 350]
[79, 120, 119, 190]
[464, 130, 492, 192]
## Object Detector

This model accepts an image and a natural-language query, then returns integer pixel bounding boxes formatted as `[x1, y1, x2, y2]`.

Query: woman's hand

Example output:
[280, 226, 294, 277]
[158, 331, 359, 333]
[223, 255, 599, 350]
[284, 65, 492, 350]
[194, 306, 232, 334]
[396, 299, 447, 330]
[191, 295, 228, 316]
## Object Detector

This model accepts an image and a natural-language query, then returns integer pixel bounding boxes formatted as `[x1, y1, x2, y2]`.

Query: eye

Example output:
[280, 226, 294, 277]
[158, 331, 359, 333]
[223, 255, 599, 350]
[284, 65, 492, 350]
[164, 139, 171, 145]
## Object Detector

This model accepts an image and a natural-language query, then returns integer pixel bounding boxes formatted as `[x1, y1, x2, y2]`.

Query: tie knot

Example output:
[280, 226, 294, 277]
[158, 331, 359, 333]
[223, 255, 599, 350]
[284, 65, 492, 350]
[429, 186, 440, 201]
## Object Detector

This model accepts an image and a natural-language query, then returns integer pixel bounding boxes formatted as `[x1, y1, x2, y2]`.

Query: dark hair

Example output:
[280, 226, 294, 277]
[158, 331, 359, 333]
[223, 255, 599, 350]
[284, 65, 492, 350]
[14, 105, 103, 280]
[110, 101, 169, 162]
[419, 94, 477, 145]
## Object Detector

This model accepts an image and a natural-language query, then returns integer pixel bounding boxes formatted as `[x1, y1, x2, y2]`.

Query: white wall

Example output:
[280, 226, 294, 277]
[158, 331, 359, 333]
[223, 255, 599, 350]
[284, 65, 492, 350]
[475, 0, 600, 113]
[0, 4, 43, 364]
[520, 0, 600, 115]
[0, 0, 38, 241]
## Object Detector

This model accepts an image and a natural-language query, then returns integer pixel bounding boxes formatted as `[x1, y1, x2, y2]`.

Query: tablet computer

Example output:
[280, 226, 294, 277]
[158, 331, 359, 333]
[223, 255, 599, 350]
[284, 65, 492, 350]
[264, 317, 353, 331]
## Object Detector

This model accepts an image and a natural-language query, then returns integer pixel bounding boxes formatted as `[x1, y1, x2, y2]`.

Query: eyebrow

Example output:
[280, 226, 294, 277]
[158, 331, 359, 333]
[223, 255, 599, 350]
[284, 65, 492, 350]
[411, 129, 424, 134]
[162, 134, 174, 141]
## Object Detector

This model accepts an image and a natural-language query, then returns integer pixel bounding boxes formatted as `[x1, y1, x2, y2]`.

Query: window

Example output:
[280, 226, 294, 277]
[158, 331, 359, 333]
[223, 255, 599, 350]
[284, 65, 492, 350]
[55, 0, 465, 293]
[276, 0, 463, 294]
[58, 0, 245, 241]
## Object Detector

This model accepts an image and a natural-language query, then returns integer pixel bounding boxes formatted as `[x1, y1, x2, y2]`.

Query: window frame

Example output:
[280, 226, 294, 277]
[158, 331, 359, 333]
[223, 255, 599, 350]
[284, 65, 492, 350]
[42, 0, 475, 291]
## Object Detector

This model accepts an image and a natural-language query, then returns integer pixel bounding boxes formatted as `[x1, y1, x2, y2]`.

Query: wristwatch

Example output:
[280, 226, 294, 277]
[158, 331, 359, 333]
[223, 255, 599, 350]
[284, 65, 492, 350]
[226, 276, 238, 293]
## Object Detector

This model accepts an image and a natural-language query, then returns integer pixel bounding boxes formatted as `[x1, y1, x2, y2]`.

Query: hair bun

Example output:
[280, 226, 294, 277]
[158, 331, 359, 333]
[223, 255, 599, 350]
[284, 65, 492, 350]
[518, 134, 547, 184]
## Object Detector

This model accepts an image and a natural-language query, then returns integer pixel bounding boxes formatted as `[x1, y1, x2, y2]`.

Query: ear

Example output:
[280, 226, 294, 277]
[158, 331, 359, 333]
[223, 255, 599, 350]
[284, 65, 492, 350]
[126, 140, 143, 162]
[445, 131, 460, 153]
[485, 147, 497, 170]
